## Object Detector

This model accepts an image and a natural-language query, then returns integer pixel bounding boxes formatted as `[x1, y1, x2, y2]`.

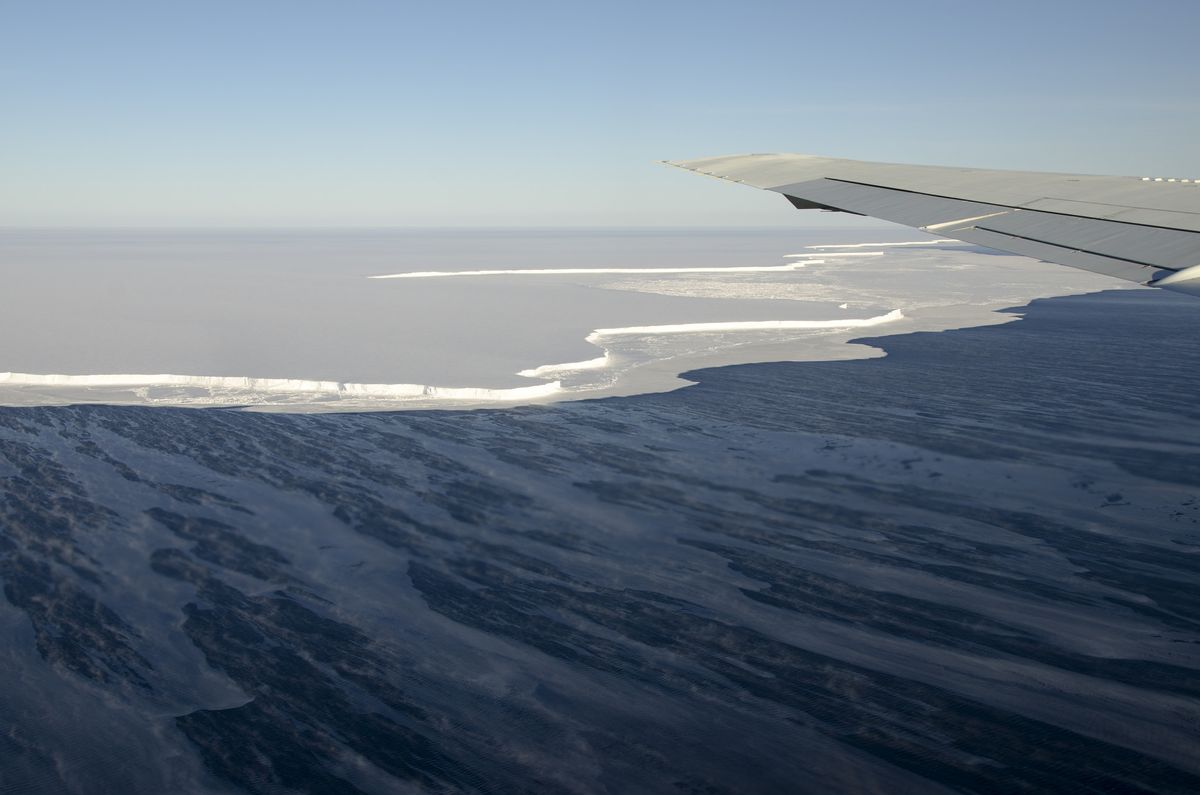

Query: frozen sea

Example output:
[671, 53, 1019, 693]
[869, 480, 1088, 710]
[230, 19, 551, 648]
[0, 229, 1198, 794]
[0, 227, 1123, 408]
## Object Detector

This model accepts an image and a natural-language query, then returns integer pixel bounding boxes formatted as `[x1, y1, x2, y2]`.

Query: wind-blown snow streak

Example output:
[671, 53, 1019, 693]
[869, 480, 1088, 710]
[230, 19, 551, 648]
[585, 309, 904, 340]
[806, 240, 956, 249]
[0, 372, 562, 401]
[370, 263, 818, 279]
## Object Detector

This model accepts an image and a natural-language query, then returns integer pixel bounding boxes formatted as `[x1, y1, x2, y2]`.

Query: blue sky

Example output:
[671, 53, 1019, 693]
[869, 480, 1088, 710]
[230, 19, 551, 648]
[2, 0, 1198, 226]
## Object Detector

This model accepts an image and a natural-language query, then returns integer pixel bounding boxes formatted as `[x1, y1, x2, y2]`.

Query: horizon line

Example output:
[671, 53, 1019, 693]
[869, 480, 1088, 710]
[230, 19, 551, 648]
[0, 223, 897, 233]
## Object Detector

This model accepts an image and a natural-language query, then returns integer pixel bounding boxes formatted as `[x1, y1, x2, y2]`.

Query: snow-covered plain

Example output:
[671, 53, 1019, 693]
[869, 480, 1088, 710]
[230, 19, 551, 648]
[0, 228, 1128, 410]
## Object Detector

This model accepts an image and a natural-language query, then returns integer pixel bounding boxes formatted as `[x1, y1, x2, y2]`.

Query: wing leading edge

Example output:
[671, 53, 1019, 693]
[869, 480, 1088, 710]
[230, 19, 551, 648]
[666, 154, 1200, 297]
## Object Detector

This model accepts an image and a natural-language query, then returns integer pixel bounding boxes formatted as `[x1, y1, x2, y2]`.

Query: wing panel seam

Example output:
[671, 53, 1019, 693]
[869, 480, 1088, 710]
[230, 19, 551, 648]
[1038, 195, 1200, 215]
[972, 226, 1179, 272]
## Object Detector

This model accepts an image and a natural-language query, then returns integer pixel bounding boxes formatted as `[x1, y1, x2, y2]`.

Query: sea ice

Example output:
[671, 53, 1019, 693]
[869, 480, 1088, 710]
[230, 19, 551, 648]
[0, 228, 1128, 410]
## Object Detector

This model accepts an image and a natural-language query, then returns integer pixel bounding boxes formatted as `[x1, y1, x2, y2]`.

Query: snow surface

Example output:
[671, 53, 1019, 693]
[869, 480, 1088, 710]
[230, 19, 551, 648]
[0, 229, 1129, 411]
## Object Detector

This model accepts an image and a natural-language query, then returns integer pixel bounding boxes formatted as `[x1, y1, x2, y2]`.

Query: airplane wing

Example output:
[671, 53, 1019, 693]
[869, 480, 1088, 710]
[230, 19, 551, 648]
[665, 154, 1200, 297]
